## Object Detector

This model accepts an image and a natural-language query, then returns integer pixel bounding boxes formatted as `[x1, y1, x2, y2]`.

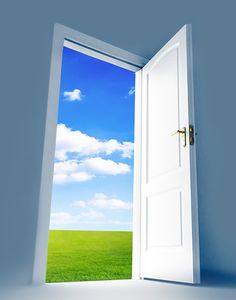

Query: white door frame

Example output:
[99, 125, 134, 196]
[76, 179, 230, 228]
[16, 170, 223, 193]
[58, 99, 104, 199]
[32, 23, 198, 286]
[32, 23, 148, 285]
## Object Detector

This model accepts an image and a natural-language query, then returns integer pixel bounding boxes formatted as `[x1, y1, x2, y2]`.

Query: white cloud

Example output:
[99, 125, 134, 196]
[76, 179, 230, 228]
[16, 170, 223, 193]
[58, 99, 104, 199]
[64, 89, 82, 101]
[120, 142, 134, 158]
[81, 209, 104, 219]
[50, 210, 132, 228]
[50, 209, 103, 226]
[70, 172, 94, 182]
[80, 157, 130, 175]
[53, 171, 93, 184]
[91, 198, 132, 210]
[77, 220, 106, 225]
[72, 193, 132, 211]
[72, 200, 87, 208]
[55, 124, 134, 161]
[89, 193, 133, 210]
[110, 221, 132, 225]
[53, 160, 94, 184]
[128, 86, 135, 96]
[54, 159, 78, 174]
[50, 212, 77, 225]
[53, 157, 130, 184]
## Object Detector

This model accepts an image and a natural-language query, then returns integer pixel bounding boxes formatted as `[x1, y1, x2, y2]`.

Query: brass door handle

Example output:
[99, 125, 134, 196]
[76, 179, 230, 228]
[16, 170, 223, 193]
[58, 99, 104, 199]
[171, 129, 186, 136]
[171, 127, 186, 147]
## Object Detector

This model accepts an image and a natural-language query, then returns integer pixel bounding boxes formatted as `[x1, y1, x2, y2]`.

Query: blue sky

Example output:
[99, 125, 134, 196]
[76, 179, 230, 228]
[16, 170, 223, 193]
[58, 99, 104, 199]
[50, 46, 135, 231]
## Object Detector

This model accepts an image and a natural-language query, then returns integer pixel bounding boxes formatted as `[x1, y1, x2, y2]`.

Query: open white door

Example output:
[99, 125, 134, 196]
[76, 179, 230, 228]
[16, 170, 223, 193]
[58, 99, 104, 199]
[139, 25, 200, 283]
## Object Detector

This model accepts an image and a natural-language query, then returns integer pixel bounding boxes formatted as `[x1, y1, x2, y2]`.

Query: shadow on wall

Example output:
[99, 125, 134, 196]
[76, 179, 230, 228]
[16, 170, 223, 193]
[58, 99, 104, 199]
[200, 272, 236, 288]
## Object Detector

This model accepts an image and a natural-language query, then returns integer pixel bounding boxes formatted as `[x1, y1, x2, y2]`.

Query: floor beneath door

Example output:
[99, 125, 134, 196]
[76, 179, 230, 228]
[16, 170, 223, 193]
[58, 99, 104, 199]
[2, 279, 236, 300]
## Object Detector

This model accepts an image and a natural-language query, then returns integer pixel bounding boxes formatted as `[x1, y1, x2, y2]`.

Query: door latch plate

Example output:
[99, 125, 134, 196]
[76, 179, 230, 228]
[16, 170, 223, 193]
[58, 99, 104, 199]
[189, 125, 194, 145]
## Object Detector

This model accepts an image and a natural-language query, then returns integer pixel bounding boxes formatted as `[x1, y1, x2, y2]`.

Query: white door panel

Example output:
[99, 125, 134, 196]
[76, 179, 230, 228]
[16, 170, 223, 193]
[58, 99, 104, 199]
[140, 25, 200, 283]
[147, 47, 181, 180]
[147, 189, 182, 248]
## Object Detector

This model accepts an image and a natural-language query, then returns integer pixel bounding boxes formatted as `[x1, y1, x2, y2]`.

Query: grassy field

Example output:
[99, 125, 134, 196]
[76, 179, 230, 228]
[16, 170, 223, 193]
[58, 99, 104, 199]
[46, 230, 132, 283]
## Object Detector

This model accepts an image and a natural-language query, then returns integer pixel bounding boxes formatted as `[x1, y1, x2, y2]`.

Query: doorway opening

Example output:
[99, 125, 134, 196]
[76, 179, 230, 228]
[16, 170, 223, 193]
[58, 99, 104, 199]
[46, 41, 136, 283]
[33, 24, 200, 286]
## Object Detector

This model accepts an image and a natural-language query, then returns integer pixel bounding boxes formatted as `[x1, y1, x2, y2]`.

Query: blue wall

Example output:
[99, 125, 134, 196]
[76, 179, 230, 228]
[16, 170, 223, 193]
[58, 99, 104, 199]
[0, 0, 236, 284]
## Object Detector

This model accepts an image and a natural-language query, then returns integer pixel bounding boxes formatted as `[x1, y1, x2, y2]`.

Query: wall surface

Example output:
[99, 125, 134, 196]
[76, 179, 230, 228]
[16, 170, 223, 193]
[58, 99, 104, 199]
[0, 0, 236, 288]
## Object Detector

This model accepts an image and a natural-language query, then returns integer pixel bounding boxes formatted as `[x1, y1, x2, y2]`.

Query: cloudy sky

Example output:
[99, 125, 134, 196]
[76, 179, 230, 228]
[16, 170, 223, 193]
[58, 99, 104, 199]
[50, 46, 135, 231]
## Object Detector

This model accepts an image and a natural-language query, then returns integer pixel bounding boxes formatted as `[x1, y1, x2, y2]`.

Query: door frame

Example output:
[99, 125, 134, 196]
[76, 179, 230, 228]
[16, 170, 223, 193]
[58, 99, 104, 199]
[32, 23, 198, 286]
[32, 23, 148, 285]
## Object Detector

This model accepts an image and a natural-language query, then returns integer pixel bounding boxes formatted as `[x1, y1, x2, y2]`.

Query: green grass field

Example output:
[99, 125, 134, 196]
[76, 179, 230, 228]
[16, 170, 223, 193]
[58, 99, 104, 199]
[46, 230, 132, 283]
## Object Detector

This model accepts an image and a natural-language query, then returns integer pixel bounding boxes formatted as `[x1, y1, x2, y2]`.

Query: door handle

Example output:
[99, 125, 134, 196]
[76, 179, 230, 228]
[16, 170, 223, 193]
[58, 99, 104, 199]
[171, 127, 186, 147]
